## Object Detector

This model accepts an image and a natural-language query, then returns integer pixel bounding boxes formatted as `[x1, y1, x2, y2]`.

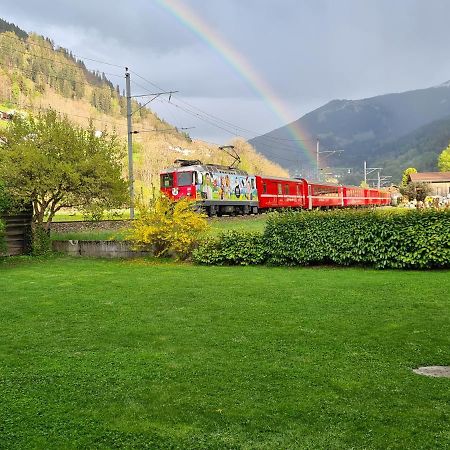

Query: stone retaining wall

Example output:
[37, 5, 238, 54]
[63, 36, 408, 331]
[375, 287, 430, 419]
[51, 220, 130, 233]
[52, 240, 150, 258]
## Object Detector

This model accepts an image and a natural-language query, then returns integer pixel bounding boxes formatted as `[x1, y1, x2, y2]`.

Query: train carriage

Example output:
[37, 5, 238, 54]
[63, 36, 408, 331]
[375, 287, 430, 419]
[160, 160, 391, 214]
[256, 176, 306, 210]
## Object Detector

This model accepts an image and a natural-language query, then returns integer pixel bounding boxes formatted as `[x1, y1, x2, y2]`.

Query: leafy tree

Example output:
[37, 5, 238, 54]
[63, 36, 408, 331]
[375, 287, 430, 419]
[401, 167, 417, 187]
[438, 143, 450, 171]
[0, 109, 128, 231]
[400, 182, 431, 201]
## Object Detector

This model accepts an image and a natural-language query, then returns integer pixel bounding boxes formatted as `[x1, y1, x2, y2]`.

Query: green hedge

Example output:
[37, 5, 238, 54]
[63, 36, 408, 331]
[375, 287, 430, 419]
[193, 231, 266, 266]
[194, 210, 450, 269]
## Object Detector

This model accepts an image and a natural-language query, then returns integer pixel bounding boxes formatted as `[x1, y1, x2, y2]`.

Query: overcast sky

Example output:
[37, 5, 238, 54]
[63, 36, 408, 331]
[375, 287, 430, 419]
[2, 0, 450, 144]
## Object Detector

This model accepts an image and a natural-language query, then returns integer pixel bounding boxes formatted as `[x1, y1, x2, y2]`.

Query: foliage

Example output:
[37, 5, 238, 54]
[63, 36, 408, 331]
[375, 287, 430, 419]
[438, 142, 450, 171]
[193, 231, 266, 265]
[264, 209, 450, 269]
[30, 224, 51, 256]
[127, 196, 208, 259]
[400, 181, 431, 201]
[0, 180, 12, 213]
[0, 109, 128, 230]
[401, 167, 417, 186]
[0, 217, 5, 254]
[194, 209, 450, 269]
[1, 257, 450, 448]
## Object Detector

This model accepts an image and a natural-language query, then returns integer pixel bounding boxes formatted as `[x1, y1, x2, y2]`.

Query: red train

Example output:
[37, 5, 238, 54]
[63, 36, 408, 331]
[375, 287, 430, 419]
[160, 160, 391, 216]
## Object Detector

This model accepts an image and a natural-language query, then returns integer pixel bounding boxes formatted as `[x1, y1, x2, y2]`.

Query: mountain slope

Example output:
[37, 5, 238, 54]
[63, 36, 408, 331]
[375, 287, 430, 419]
[372, 114, 450, 181]
[0, 19, 288, 198]
[249, 82, 450, 177]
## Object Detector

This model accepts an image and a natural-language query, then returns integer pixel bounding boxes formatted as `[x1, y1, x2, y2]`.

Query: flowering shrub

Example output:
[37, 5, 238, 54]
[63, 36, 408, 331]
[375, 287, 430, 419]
[127, 196, 208, 259]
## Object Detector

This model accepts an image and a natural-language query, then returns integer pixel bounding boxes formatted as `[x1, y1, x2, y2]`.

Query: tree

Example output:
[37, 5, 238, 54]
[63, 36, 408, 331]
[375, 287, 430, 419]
[401, 167, 417, 187]
[400, 182, 431, 202]
[0, 109, 128, 230]
[438, 143, 450, 171]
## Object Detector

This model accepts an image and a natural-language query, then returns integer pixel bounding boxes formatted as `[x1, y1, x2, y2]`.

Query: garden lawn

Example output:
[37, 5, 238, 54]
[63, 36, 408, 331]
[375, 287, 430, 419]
[0, 257, 449, 449]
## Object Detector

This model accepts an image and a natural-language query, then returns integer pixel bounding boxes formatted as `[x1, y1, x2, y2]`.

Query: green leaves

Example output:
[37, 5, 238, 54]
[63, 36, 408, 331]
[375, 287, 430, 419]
[0, 109, 128, 227]
[438, 143, 450, 171]
[194, 209, 450, 269]
[265, 209, 450, 269]
[193, 231, 266, 266]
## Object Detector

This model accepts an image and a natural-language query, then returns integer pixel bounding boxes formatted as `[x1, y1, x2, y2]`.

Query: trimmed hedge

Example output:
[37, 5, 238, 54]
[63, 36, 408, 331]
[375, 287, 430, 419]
[193, 210, 450, 269]
[193, 231, 266, 266]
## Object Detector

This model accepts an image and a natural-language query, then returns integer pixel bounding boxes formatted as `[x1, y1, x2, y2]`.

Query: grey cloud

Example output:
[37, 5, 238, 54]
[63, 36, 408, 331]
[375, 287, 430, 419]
[1, 0, 450, 143]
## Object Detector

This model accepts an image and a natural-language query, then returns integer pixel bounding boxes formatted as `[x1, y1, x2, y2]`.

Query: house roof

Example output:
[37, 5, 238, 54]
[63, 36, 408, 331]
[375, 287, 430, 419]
[409, 172, 450, 183]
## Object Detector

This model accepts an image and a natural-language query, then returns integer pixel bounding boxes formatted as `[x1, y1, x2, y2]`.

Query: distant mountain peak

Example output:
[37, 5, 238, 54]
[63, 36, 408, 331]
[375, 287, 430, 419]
[434, 80, 450, 88]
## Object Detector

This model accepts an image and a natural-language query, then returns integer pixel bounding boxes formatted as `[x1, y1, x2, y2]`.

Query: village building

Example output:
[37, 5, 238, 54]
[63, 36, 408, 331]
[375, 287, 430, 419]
[408, 172, 450, 197]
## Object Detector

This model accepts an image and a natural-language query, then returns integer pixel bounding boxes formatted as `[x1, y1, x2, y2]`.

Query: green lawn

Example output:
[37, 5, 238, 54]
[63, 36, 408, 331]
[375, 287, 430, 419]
[0, 257, 449, 449]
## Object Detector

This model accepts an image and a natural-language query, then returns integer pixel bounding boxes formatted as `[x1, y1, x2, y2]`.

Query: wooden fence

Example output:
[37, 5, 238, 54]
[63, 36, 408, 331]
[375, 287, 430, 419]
[1, 209, 32, 256]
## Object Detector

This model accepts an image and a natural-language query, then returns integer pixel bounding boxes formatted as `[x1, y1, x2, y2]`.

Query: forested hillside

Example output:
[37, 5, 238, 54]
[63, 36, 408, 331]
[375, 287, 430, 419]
[0, 19, 288, 198]
[250, 80, 450, 181]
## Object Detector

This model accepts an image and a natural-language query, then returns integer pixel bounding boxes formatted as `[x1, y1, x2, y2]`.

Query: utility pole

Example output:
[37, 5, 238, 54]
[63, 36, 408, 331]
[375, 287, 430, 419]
[125, 68, 134, 220]
[316, 137, 343, 181]
[316, 138, 320, 181]
[363, 161, 383, 188]
[125, 72, 178, 219]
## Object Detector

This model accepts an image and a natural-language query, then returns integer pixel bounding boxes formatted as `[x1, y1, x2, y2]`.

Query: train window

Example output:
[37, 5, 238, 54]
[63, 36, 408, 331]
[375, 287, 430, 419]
[277, 183, 282, 195]
[177, 171, 194, 186]
[285, 184, 289, 195]
[251, 178, 255, 189]
[263, 182, 267, 194]
[195, 171, 203, 185]
[161, 173, 173, 188]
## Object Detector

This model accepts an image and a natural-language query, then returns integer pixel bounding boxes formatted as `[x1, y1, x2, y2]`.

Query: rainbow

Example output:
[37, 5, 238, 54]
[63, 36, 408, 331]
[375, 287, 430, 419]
[155, 0, 316, 167]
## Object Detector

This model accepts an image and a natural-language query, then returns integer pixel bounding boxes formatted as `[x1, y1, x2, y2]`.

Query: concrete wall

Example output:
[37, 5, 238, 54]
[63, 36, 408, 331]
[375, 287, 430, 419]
[52, 240, 151, 258]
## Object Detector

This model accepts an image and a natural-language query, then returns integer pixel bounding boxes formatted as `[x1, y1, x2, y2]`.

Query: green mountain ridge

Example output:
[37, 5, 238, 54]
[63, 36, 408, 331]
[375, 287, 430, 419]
[250, 80, 450, 183]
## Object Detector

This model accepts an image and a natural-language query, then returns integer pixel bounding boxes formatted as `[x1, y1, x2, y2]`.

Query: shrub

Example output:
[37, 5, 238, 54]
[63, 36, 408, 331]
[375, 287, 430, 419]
[264, 209, 450, 269]
[193, 231, 266, 265]
[0, 218, 5, 254]
[127, 196, 208, 259]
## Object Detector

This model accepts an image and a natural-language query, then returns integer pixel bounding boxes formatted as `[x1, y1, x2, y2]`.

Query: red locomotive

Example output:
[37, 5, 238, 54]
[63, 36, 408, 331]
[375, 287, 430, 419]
[160, 159, 391, 215]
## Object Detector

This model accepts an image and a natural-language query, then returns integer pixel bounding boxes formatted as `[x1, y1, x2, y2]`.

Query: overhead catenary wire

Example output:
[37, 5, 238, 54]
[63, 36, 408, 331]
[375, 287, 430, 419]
[129, 69, 315, 145]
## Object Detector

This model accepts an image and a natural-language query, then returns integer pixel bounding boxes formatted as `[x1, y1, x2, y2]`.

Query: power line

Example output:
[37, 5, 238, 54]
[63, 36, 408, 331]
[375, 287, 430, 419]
[155, 96, 310, 156]
[0, 98, 129, 132]
[129, 69, 315, 145]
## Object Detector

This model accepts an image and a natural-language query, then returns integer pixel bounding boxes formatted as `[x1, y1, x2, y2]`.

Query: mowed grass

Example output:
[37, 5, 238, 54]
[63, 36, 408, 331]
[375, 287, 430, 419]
[0, 257, 449, 449]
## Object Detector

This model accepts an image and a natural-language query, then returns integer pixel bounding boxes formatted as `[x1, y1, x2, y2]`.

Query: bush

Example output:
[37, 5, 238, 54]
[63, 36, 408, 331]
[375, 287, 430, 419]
[264, 209, 450, 269]
[193, 209, 450, 269]
[0, 218, 5, 254]
[193, 231, 266, 265]
[127, 196, 208, 259]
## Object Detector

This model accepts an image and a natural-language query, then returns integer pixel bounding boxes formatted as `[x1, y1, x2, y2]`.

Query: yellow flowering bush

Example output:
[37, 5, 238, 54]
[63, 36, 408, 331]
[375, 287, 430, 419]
[127, 196, 209, 259]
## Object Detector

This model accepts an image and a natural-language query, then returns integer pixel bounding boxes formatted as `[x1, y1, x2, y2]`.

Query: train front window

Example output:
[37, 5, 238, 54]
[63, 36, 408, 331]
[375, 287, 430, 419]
[177, 171, 193, 186]
[161, 173, 173, 188]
